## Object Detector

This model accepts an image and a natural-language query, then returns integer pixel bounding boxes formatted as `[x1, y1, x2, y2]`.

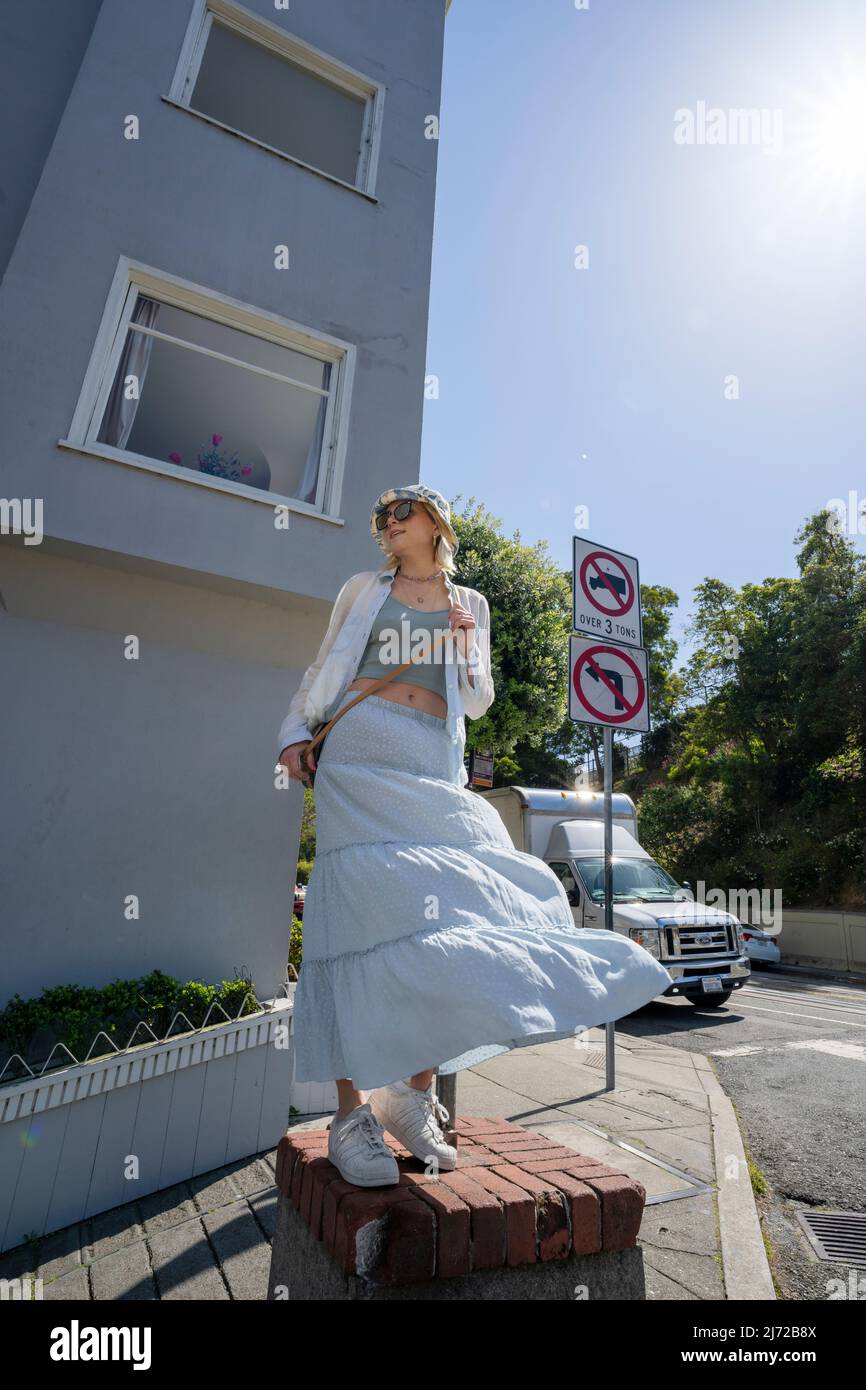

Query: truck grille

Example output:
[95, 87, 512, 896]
[663, 922, 736, 959]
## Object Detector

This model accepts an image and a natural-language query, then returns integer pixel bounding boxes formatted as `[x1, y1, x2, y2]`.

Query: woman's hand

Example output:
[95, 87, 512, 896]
[447, 602, 477, 660]
[279, 740, 315, 783]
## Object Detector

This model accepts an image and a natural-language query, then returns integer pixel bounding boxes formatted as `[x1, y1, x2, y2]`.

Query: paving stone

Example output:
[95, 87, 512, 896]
[149, 1219, 230, 1300]
[85, 1207, 145, 1262]
[89, 1239, 158, 1301]
[202, 1199, 271, 1301]
[41, 1266, 91, 1300]
[34, 1224, 83, 1285]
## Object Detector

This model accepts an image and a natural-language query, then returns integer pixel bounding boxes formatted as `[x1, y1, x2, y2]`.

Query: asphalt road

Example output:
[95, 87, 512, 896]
[619, 967, 866, 1301]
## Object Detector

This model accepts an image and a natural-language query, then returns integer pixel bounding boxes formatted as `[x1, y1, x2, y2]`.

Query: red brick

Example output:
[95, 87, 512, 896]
[282, 1133, 329, 1208]
[454, 1117, 523, 1136]
[543, 1159, 628, 1181]
[439, 1170, 506, 1270]
[527, 1159, 623, 1179]
[559, 1154, 626, 1172]
[299, 1154, 337, 1226]
[404, 1175, 472, 1279]
[488, 1164, 570, 1261]
[381, 1133, 414, 1159]
[274, 1135, 298, 1195]
[494, 1145, 581, 1163]
[579, 1175, 646, 1251]
[450, 1145, 500, 1168]
[309, 1160, 343, 1240]
[509, 1149, 599, 1172]
[538, 1172, 602, 1255]
[284, 1130, 330, 1154]
[332, 1186, 419, 1276]
[368, 1190, 436, 1285]
[322, 1178, 359, 1253]
[275, 1128, 328, 1192]
[290, 1150, 309, 1208]
[465, 1167, 537, 1266]
[482, 1133, 558, 1153]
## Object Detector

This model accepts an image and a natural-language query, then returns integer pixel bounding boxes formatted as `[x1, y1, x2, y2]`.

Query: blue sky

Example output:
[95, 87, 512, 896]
[421, 0, 866, 656]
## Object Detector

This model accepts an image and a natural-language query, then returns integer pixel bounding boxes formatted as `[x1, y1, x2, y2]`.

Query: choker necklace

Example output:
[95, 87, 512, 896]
[395, 564, 445, 605]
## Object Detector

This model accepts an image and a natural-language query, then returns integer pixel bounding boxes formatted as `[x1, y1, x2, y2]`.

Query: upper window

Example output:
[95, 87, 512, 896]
[64, 260, 355, 514]
[168, 0, 384, 195]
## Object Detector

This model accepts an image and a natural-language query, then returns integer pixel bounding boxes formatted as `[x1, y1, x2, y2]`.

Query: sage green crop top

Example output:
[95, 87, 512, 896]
[354, 592, 451, 698]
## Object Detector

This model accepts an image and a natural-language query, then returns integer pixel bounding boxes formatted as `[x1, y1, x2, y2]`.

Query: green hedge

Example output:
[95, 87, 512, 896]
[0, 969, 260, 1073]
[290, 915, 303, 975]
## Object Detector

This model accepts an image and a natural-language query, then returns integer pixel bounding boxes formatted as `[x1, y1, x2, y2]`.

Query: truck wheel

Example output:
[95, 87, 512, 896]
[690, 989, 733, 1009]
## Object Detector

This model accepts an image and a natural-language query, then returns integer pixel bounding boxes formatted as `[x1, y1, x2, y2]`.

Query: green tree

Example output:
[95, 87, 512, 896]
[639, 511, 866, 906]
[298, 785, 316, 861]
[450, 497, 576, 782]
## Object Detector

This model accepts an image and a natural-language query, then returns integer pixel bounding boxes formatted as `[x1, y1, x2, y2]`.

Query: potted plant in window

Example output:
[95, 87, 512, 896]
[168, 433, 271, 489]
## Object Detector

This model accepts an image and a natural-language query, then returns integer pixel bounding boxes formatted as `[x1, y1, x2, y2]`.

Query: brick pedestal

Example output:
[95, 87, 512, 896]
[267, 1115, 647, 1300]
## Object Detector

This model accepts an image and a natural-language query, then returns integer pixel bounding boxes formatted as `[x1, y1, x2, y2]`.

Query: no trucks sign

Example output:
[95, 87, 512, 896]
[573, 537, 643, 648]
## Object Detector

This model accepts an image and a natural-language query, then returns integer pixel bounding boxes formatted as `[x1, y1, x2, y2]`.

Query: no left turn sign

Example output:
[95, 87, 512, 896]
[573, 537, 642, 648]
[569, 634, 650, 732]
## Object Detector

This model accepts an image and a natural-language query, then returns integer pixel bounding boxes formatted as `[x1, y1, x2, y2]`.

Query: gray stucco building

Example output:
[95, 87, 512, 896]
[0, 0, 448, 1011]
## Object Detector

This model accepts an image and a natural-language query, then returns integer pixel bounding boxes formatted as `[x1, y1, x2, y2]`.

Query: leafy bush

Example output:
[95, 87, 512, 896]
[0, 969, 260, 1075]
[289, 915, 303, 976]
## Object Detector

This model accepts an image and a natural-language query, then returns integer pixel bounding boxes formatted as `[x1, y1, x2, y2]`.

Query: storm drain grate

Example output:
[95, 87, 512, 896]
[580, 1050, 607, 1069]
[797, 1210, 866, 1267]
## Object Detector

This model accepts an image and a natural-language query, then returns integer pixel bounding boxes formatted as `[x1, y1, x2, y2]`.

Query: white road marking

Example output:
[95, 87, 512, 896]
[711, 1045, 766, 1056]
[787, 1039, 866, 1061]
[712, 1038, 866, 1061]
[747, 981, 866, 1001]
[725, 1001, 866, 1028]
[740, 985, 866, 1017]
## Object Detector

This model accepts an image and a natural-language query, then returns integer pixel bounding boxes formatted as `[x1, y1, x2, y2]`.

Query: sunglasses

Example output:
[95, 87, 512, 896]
[374, 499, 416, 531]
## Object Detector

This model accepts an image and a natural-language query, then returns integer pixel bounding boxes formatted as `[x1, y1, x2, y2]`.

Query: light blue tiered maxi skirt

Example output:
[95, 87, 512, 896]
[292, 690, 674, 1091]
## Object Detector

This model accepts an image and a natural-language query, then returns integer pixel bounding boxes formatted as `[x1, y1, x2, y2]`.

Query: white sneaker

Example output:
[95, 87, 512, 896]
[368, 1079, 457, 1172]
[327, 1101, 400, 1187]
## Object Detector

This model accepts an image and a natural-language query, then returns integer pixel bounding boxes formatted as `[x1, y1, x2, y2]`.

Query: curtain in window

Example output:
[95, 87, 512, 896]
[298, 364, 331, 504]
[98, 296, 161, 450]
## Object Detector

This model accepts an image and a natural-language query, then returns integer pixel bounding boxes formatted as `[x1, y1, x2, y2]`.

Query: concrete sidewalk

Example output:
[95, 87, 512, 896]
[0, 1029, 775, 1301]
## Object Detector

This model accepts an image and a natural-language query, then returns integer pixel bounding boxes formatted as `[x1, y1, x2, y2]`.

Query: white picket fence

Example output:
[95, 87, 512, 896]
[0, 997, 306, 1254]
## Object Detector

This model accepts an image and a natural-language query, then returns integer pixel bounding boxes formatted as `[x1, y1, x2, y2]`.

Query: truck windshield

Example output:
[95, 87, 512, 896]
[577, 857, 683, 903]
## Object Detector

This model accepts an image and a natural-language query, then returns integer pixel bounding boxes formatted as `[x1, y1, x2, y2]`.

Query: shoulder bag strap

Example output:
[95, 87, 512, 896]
[302, 598, 456, 762]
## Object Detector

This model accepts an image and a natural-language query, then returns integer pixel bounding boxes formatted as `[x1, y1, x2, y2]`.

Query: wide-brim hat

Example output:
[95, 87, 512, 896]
[370, 484, 459, 554]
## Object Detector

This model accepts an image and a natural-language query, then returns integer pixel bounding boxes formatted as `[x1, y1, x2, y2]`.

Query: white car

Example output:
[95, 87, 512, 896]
[740, 925, 781, 967]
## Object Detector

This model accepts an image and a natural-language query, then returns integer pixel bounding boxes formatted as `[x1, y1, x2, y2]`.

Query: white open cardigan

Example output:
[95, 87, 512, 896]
[277, 568, 495, 771]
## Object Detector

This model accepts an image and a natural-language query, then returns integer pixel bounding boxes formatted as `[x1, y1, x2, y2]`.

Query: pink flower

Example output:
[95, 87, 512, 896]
[241, 465, 252, 476]
[168, 452, 182, 464]
[212, 433, 222, 446]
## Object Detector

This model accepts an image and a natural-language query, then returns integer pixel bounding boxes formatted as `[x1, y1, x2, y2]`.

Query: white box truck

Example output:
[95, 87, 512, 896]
[480, 786, 750, 1007]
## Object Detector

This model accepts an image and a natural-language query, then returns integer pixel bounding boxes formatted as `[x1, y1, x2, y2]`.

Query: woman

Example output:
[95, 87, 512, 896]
[277, 484, 672, 1188]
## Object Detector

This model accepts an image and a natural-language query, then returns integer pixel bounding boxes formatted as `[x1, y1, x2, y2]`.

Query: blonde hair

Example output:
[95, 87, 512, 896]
[375, 501, 458, 577]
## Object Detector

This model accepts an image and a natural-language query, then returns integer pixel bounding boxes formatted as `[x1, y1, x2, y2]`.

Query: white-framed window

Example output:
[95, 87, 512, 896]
[62, 257, 355, 515]
[165, 0, 385, 197]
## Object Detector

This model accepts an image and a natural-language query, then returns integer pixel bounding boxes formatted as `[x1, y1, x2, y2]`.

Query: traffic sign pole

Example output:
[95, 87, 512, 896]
[603, 725, 615, 1092]
[571, 536, 651, 1096]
